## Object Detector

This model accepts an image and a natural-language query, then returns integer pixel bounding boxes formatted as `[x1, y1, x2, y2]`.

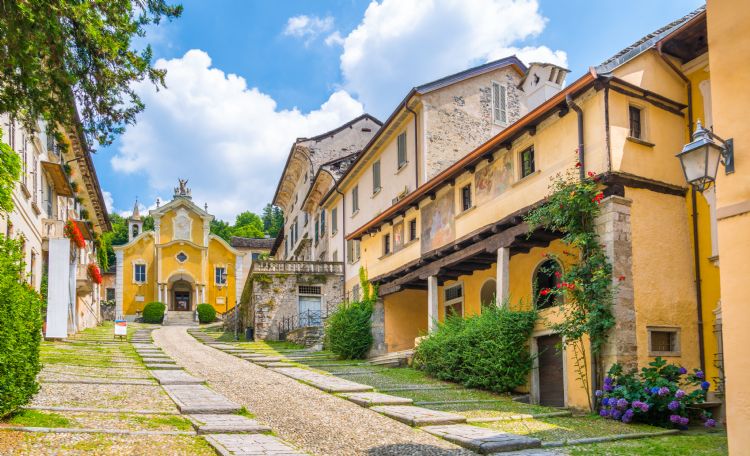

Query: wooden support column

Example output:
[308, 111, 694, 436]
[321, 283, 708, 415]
[427, 275, 439, 333]
[496, 246, 510, 306]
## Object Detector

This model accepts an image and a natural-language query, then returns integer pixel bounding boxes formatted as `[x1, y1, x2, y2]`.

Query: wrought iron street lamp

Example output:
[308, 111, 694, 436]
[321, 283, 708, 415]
[676, 120, 734, 192]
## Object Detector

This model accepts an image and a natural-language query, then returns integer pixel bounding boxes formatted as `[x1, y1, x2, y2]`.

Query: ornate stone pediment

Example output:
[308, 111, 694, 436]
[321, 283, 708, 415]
[173, 208, 193, 241]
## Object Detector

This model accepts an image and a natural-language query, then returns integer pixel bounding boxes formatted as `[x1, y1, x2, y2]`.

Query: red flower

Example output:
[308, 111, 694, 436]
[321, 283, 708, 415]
[540, 289, 550, 296]
[64, 219, 86, 249]
[618, 275, 626, 282]
[575, 162, 582, 168]
[588, 171, 596, 177]
[88, 264, 103, 284]
[554, 271, 562, 278]
[592, 192, 605, 204]
[556, 283, 563, 289]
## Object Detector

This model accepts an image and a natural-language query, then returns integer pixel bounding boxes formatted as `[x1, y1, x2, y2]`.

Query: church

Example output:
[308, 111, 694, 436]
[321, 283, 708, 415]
[114, 180, 252, 321]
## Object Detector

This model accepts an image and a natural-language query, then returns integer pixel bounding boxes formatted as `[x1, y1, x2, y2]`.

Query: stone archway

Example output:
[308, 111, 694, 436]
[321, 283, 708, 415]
[167, 273, 196, 312]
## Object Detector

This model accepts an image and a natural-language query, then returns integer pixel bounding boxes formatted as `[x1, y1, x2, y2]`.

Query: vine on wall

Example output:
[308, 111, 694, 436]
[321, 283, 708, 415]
[525, 168, 617, 411]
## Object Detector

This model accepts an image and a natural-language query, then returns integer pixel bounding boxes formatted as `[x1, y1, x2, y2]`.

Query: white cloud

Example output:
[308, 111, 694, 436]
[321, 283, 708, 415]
[102, 190, 114, 212]
[337, 0, 567, 116]
[324, 31, 345, 47]
[111, 49, 364, 220]
[284, 15, 335, 45]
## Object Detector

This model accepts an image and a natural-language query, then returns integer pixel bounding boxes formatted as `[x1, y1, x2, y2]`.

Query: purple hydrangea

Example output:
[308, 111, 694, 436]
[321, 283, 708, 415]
[678, 367, 688, 375]
[601, 398, 609, 406]
[668, 400, 680, 411]
[669, 414, 681, 424]
[616, 398, 629, 409]
[696, 370, 705, 379]
[604, 384, 614, 392]
[604, 376, 613, 385]
[675, 389, 686, 399]
[701, 381, 711, 390]
[599, 408, 609, 417]
[658, 387, 670, 396]
[595, 390, 603, 397]
[612, 410, 622, 420]
[705, 418, 716, 428]
[680, 417, 689, 426]
[639, 402, 649, 412]
[650, 386, 660, 394]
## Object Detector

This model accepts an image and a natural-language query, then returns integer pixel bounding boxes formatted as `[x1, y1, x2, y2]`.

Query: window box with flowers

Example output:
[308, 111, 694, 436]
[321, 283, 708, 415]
[64, 219, 85, 249]
[87, 264, 103, 284]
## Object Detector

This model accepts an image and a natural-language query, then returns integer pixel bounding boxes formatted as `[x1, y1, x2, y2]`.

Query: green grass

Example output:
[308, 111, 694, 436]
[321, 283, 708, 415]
[128, 414, 193, 431]
[566, 431, 727, 455]
[237, 407, 256, 418]
[430, 401, 554, 416]
[477, 415, 663, 442]
[5, 410, 72, 428]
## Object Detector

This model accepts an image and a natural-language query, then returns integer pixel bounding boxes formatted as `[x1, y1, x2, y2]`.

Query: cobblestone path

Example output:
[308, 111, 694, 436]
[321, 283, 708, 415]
[153, 326, 473, 456]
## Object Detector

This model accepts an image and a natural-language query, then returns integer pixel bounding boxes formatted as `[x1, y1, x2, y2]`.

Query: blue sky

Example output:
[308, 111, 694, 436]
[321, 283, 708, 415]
[95, 0, 704, 221]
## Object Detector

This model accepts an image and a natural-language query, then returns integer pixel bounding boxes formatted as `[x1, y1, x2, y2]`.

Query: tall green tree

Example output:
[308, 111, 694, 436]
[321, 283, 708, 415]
[209, 219, 233, 242]
[261, 203, 284, 237]
[0, 0, 182, 146]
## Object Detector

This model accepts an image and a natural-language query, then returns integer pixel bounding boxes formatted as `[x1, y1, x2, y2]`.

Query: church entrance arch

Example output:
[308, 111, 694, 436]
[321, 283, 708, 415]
[167, 273, 196, 312]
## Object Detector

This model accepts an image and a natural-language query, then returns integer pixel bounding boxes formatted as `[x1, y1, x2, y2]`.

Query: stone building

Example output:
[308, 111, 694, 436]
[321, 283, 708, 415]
[345, 7, 723, 412]
[0, 113, 111, 337]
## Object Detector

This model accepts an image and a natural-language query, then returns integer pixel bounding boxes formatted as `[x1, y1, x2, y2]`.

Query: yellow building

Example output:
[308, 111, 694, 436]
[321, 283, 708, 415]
[334, 6, 723, 411]
[114, 180, 245, 321]
[705, 0, 750, 451]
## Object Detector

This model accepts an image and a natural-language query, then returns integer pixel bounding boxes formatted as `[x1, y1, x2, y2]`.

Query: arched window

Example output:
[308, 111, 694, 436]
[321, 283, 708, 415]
[132, 224, 139, 238]
[480, 279, 497, 306]
[534, 259, 562, 310]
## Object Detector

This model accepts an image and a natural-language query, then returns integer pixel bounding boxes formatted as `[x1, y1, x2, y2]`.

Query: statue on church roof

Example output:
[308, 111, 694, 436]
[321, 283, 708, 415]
[174, 178, 192, 198]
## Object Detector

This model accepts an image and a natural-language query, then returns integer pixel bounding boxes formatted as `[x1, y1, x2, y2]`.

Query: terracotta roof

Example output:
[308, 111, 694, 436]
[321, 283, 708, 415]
[229, 236, 275, 249]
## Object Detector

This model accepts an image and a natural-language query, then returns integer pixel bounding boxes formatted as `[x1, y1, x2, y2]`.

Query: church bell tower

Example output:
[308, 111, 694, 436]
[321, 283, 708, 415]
[127, 199, 144, 242]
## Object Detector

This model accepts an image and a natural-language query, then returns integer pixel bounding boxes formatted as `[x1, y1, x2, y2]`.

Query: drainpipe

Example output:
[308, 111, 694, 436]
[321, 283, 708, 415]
[604, 85, 612, 173]
[657, 46, 704, 371]
[566, 95, 585, 180]
[404, 102, 420, 189]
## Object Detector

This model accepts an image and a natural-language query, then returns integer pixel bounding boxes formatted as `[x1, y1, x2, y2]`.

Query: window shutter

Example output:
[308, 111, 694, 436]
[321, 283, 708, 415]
[493, 82, 507, 124]
[397, 133, 407, 167]
[332, 208, 338, 232]
[373, 161, 381, 192]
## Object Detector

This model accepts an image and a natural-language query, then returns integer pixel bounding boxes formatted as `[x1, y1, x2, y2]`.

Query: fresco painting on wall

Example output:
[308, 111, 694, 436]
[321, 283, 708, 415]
[421, 188, 455, 254]
[474, 152, 513, 205]
[393, 221, 405, 252]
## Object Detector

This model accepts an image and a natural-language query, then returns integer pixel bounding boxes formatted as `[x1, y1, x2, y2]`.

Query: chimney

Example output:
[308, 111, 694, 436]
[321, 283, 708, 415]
[520, 63, 570, 111]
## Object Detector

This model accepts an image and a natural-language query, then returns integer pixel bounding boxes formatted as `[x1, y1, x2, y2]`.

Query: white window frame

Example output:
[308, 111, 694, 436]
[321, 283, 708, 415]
[215, 266, 227, 286]
[331, 207, 338, 235]
[397, 132, 408, 169]
[443, 282, 465, 317]
[352, 186, 359, 214]
[492, 81, 508, 126]
[372, 160, 382, 194]
[133, 262, 147, 284]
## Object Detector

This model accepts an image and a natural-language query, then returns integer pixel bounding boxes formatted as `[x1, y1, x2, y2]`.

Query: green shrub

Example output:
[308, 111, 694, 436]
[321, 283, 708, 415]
[413, 305, 537, 393]
[196, 303, 216, 324]
[324, 300, 374, 359]
[0, 236, 44, 418]
[142, 302, 165, 324]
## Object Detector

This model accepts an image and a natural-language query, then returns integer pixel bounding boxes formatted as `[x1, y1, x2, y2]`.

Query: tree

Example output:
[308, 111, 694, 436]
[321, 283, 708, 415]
[0, 0, 182, 147]
[0, 130, 20, 213]
[261, 204, 284, 237]
[209, 219, 233, 242]
[233, 211, 264, 238]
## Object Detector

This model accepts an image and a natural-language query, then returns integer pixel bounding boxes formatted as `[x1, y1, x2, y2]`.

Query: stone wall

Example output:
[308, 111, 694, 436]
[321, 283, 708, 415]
[422, 68, 524, 180]
[251, 273, 344, 341]
[368, 298, 386, 358]
[595, 195, 637, 373]
[286, 326, 324, 348]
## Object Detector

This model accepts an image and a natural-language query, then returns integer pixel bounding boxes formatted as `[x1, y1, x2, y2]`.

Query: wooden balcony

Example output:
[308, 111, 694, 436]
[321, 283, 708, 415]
[250, 260, 343, 275]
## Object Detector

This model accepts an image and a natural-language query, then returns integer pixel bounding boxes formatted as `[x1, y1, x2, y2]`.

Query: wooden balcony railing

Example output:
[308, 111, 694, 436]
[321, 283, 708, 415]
[250, 260, 343, 275]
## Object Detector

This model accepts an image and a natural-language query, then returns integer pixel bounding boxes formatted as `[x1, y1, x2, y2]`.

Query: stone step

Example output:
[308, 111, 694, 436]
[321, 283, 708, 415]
[368, 349, 413, 367]
[340, 392, 413, 407]
[269, 367, 372, 393]
[369, 405, 466, 427]
[205, 434, 305, 456]
[422, 424, 541, 454]
[142, 358, 176, 364]
[145, 363, 182, 370]
[247, 357, 284, 363]
[188, 414, 271, 434]
[151, 370, 206, 385]
[162, 385, 241, 414]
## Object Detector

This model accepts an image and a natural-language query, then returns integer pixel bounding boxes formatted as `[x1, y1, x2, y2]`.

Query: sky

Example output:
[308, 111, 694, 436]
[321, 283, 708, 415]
[95, 0, 705, 221]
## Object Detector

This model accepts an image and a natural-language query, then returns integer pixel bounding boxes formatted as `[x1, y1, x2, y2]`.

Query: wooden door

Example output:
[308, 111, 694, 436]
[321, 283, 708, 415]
[537, 334, 565, 407]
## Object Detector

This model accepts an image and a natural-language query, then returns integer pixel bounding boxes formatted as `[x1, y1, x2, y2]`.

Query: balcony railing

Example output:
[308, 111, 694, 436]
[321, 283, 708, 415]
[277, 301, 338, 340]
[42, 218, 66, 239]
[250, 260, 343, 275]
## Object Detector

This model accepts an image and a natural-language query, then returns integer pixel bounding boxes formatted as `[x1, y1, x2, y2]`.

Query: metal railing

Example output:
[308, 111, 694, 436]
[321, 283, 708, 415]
[277, 301, 338, 341]
[250, 260, 343, 275]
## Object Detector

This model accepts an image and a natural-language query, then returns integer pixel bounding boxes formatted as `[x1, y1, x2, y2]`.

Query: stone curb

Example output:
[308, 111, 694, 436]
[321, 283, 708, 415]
[23, 406, 180, 415]
[466, 411, 572, 423]
[0, 426, 195, 436]
[541, 429, 680, 447]
[40, 379, 157, 386]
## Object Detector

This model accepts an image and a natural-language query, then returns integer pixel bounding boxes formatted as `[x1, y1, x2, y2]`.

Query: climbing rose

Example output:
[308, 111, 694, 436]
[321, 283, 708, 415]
[575, 162, 582, 168]
[618, 275, 626, 282]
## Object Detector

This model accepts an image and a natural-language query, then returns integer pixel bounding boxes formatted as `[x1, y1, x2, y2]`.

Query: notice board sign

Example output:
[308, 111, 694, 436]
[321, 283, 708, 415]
[114, 319, 127, 338]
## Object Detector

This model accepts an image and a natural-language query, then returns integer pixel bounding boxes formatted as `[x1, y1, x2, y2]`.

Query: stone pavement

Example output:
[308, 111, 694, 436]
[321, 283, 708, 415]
[269, 367, 373, 393]
[163, 384, 242, 414]
[340, 392, 414, 407]
[370, 405, 466, 427]
[188, 414, 272, 434]
[206, 434, 306, 456]
[422, 424, 542, 454]
[151, 369, 206, 385]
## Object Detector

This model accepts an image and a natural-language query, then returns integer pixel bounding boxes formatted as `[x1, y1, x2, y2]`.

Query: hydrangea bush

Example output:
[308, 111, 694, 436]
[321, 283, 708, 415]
[596, 357, 716, 429]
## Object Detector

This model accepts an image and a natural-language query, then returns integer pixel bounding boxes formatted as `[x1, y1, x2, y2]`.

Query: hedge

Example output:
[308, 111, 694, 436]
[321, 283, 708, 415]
[0, 236, 44, 418]
[413, 305, 537, 393]
[142, 302, 165, 324]
[324, 299, 373, 359]
[196, 303, 216, 324]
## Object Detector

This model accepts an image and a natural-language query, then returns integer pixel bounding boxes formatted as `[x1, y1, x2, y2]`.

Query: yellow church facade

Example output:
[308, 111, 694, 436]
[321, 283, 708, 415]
[114, 181, 244, 319]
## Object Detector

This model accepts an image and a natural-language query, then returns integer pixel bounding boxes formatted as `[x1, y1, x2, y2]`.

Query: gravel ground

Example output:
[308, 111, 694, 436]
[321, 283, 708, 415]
[154, 326, 473, 456]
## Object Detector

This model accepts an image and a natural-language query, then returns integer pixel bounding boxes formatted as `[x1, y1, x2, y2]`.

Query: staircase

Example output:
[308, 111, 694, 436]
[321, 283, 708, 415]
[164, 310, 198, 326]
[369, 349, 414, 367]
